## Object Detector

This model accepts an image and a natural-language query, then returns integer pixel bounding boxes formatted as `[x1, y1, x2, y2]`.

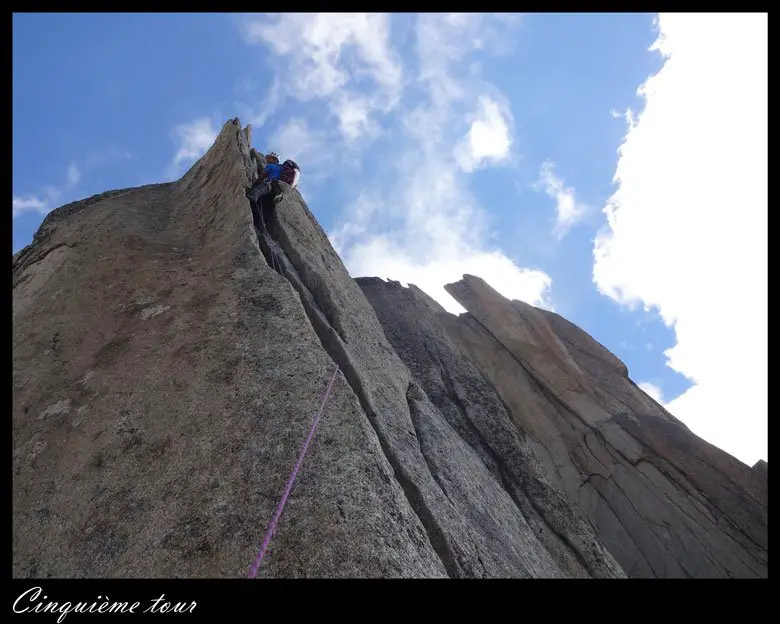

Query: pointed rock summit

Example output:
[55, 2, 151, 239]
[13, 118, 767, 578]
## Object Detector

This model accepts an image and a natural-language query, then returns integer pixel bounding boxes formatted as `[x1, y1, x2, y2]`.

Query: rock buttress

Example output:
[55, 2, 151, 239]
[356, 277, 626, 579]
[237, 137, 629, 578]
[441, 274, 767, 578]
[13, 119, 446, 578]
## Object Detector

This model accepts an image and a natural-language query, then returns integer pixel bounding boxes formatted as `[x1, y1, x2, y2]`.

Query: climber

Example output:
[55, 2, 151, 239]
[245, 153, 302, 233]
[246, 152, 278, 203]
[262, 154, 300, 204]
[243, 152, 276, 231]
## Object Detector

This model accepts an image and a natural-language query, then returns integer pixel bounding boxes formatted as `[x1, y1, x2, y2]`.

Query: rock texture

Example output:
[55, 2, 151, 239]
[13, 118, 766, 578]
[429, 275, 767, 578]
[13, 119, 443, 578]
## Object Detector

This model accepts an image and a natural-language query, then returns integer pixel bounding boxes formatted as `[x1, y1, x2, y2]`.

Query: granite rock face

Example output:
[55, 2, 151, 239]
[356, 278, 624, 579]
[13, 120, 443, 578]
[13, 118, 766, 578]
[429, 275, 767, 578]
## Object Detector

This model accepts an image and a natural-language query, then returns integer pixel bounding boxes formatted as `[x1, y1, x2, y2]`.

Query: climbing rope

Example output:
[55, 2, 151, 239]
[262, 229, 281, 273]
[246, 364, 342, 578]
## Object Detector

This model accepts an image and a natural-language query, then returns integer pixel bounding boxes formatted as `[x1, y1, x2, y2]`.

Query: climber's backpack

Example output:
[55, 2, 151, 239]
[279, 160, 300, 187]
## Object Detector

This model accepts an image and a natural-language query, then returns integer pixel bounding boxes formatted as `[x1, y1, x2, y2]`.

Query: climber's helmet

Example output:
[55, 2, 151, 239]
[266, 152, 280, 164]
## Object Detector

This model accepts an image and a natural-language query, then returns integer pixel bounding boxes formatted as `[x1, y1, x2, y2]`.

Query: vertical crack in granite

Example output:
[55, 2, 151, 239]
[13, 117, 765, 579]
[356, 277, 626, 579]
[249, 204, 459, 578]
[434, 348, 594, 578]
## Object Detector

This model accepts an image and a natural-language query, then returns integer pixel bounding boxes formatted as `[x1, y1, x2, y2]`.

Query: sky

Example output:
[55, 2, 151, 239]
[12, 13, 767, 466]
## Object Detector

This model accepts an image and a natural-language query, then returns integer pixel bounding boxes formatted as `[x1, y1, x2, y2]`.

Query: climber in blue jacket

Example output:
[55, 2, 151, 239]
[246, 151, 276, 196]
[261, 153, 301, 204]
[247, 152, 301, 205]
[261, 153, 283, 190]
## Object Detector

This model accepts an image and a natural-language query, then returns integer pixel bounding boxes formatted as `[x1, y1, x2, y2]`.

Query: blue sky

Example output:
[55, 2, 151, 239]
[12, 13, 767, 466]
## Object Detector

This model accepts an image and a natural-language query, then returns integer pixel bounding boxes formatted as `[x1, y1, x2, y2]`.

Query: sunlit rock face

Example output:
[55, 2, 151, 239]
[13, 118, 765, 578]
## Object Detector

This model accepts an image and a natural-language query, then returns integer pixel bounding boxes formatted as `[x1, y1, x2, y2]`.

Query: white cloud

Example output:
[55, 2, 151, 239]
[347, 238, 552, 314]
[13, 179, 68, 220]
[331, 94, 382, 143]
[67, 162, 81, 186]
[236, 14, 547, 312]
[171, 117, 218, 169]
[268, 117, 329, 185]
[332, 162, 553, 313]
[331, 14, 552, 314]
[410, 13, 516, 146]
[535, 160, 588, 240]
[242, 13, 403, 142]
[11, 148, 135, 223]
[12, 195, 49, 219]
[455, 95, 513, 173]
[592, 13, 767, 466]
[638, 381, 665, 405]
[329, 191, 385, 250]
[270, 117, 324, 160]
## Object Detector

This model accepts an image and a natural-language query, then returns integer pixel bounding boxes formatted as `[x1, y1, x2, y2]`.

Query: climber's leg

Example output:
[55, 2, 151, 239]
[271, 179, 283, 204]
[272, 180, 293, 204]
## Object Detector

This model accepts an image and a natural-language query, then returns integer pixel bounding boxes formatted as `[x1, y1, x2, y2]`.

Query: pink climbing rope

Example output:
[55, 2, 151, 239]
[247, 364, 341, 579]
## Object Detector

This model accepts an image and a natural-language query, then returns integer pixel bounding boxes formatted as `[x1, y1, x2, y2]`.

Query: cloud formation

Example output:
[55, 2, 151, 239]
[12, 195, 48, 219]
[169, 117, 218, 176]
[67, 162, 81, 186]
[592, 13, 767, 465]
[242, 13, 403, 144]
[535, 160, 588, 240]
[332, 167, 553, 313]
[329, 13, 551, 312]
[638, 381, 664, 405]
[242, 13, 549, 313]
[269, 117, 325, 168]
[13, 163, 83, 220]
[455, 95, 513, 173]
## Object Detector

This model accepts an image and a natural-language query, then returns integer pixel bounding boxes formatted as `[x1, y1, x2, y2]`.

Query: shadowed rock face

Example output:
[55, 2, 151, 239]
[13, 118, 765, 578]
[355, 278, 624, 579]
[753, 459, 768, 481]
[430, 275, 766, 578]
